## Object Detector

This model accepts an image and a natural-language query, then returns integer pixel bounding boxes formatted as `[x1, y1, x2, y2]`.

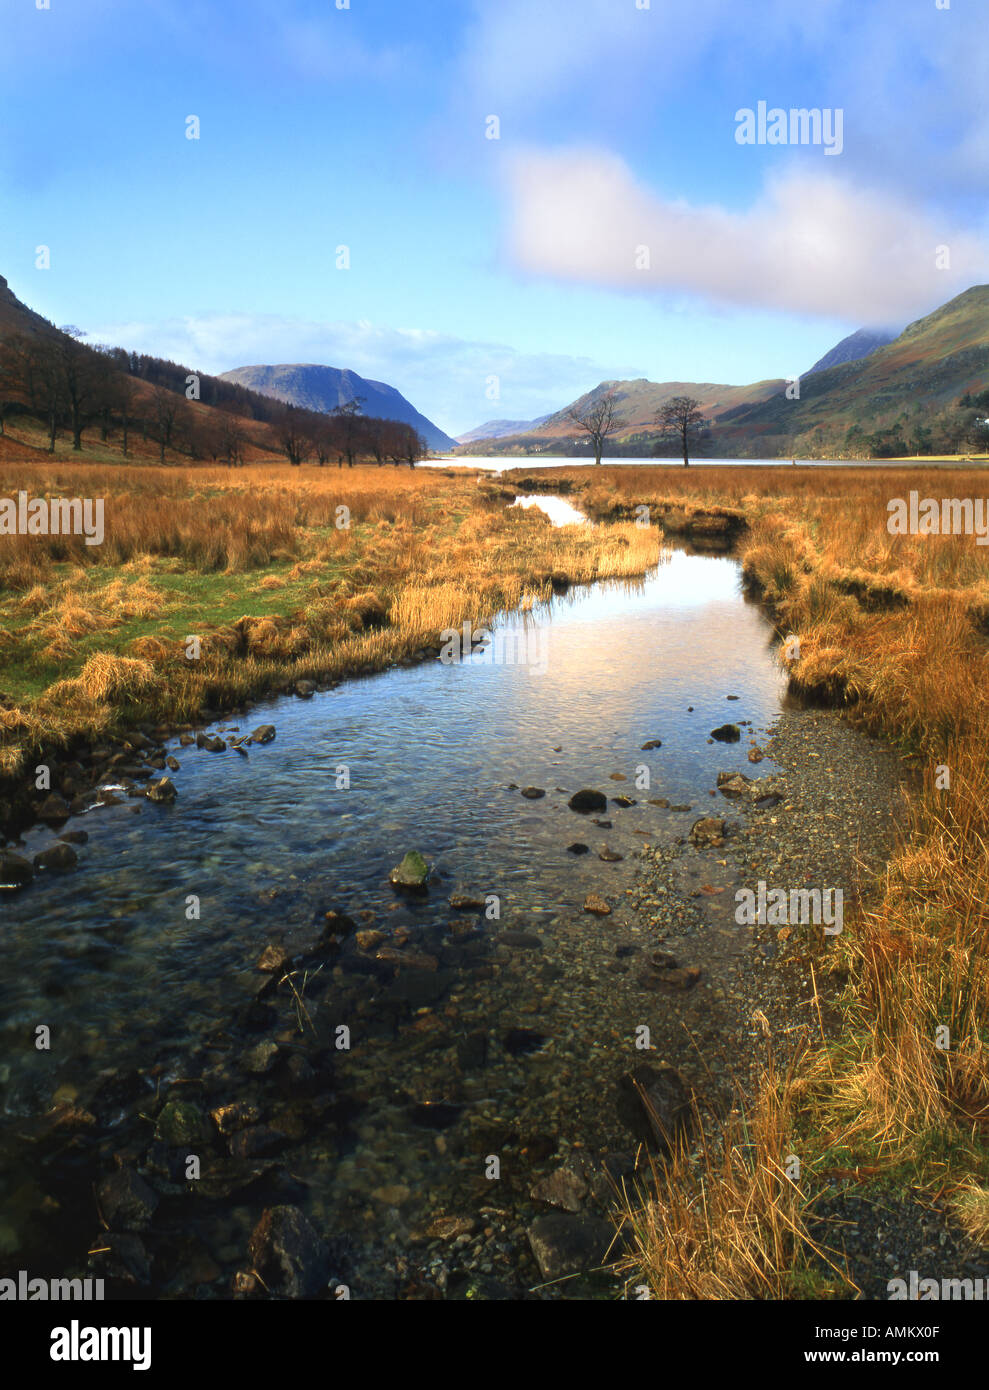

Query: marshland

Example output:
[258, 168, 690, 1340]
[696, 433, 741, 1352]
[1, 458, 986, 1299]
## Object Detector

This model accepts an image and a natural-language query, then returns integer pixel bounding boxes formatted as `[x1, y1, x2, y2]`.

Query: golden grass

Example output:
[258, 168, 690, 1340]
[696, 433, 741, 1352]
[0, 463, 662, 775]
[532, 463, 989, 1291]
[615, 1051, 850, 1300]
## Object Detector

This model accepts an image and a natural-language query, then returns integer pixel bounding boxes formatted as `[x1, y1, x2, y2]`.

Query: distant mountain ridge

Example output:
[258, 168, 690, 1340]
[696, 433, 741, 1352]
[456, 286, 989, 458]
[805, 327, 897, 376]
[456, 414, 552, 444]
[219, 363, 456, 451]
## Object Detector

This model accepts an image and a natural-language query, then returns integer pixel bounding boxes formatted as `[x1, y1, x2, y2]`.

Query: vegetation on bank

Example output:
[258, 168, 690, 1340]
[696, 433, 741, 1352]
[520, 463, 989, 1296]
[3, 456, 986, 1294]
[0, 462, 661, 782]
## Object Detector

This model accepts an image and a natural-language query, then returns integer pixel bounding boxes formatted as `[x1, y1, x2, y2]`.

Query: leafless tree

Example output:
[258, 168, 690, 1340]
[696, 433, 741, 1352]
[277, 406, 313, 466]
[655, 395, 705, 467]
[566, 388, 622, 465]
[150, 384, 179, 464]
[331, 397, 365, 468]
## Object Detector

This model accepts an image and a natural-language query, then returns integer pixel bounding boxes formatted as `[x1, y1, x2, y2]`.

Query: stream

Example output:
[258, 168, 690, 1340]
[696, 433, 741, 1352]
[0, 496, 794, 1295]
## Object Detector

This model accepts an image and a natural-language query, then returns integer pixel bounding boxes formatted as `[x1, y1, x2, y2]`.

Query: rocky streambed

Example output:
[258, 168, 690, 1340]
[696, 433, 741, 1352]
[0, 539, 920, 1299]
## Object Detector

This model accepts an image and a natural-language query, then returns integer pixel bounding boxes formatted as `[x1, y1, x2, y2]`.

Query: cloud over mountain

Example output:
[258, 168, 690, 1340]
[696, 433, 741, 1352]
[506, 150, 989, 324]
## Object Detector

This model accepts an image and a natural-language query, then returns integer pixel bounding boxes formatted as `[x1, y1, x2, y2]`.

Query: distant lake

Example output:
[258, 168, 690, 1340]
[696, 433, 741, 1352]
[425, 455, 964, 472]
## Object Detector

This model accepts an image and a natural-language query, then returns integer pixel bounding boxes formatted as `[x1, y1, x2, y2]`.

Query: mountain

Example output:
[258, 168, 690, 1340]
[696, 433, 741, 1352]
[714, 285, 989, 453]
[805, 327, 897, 376]
[456, 414, 552, 444]
[219, 363, 456, 452]
[455, 376, 783, 454]
[457, 286, 989, 458]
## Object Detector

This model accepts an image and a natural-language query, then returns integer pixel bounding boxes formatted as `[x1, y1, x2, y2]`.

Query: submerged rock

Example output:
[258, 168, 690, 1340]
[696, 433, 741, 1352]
[37, 794, 70, 824]
[528, 1213, 614, 1281]
[616, 1064, 691, 1151]
[568, 789, 607, 814]
[248, 1205, 330, 1298]
[503, 1027, 548, 1057]
[520, 786, 545, 799]
[155, 1099, 209, 1147]
[716, 771, 751, 799]
[689, 816, 725, 848]
[495, 930, 543, 949]
[96, 1168, 159, 1231]
[1, 850, 34, 888]
[530, 1164, 589, 1214]
[389, 850, 430, 892]
[449, 889, 485, 910]
[583, 893, 611, 916]
[33, 843, 78, 872]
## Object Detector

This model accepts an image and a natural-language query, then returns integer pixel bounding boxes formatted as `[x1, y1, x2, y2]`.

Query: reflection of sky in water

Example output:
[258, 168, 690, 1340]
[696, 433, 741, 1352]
[510, 494, 590, 526]
[0, 548, 786, 1112]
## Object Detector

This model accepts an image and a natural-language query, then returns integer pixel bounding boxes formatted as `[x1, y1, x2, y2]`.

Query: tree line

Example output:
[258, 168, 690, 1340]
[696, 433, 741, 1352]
[0, 325, 427, 467]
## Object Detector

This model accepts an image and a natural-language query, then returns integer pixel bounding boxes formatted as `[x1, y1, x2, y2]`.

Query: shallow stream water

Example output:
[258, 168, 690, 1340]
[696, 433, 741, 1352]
[0, 499, 791, 1288]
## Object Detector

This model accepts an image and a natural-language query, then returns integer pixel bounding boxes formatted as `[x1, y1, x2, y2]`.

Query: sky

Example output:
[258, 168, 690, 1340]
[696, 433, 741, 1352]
[0, 0, 987, 436]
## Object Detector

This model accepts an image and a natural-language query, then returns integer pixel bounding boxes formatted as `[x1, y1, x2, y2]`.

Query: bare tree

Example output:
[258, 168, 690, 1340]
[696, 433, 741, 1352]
[308, 417, 335, 467]
[331, 397, 365, 468]
[54, 328, 105, 451]
[655, 395, 705, 467]
[277, 405, 313, 466]
[218, 411, 245, 466]
[566, 387, 622, 465]
[150, 384, 179, 464]
[401, 424, 425, 469]
[26, 335, 67, 453]
[114, 372, 139, 458]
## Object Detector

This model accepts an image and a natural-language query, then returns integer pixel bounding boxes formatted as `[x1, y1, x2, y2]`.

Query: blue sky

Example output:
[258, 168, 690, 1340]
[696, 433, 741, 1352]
[1, 0, 986, 435]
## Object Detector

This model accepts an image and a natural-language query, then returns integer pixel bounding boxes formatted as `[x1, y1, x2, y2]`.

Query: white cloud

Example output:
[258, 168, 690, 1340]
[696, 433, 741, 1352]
[506, 148, 989, 323]
[81, 312, 639, 436]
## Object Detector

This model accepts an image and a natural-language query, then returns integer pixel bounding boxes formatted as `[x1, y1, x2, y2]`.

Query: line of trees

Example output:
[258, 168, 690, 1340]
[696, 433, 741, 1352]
[275, 398, 425, 469]
[0, 327, 427, 467]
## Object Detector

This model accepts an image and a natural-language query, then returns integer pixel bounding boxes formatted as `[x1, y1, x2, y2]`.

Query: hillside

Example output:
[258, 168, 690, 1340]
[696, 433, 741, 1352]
[805, 327, 897, 376]
[458, 286, 989, 459]
[456, 376, 783, 455]
[0, 275, 54, 340]
[219, 363, 456, 452]
[717, 284, 989, 453]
